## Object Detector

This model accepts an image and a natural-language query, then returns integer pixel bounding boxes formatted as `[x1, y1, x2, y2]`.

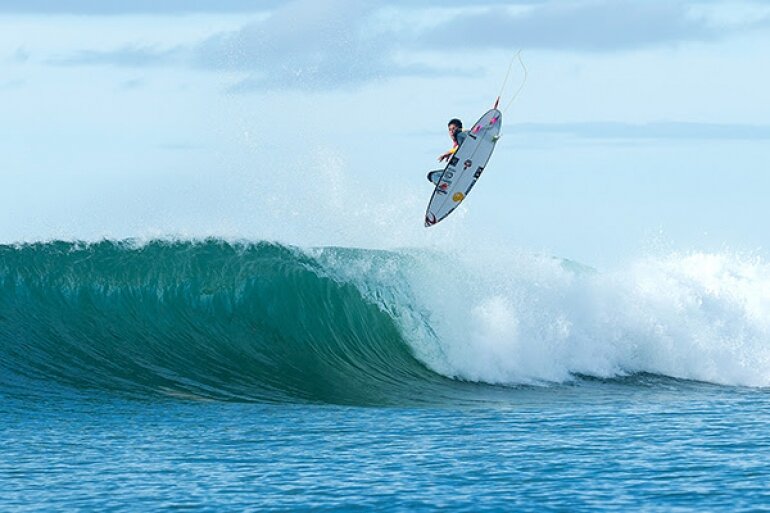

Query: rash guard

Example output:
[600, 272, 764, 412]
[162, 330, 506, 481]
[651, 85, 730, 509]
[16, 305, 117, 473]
[447, 130, 467, 155]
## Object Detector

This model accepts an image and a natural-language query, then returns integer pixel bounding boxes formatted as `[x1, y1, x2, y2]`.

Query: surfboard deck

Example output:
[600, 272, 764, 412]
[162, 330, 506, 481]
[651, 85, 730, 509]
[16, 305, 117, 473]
[424, 108, 502, 227]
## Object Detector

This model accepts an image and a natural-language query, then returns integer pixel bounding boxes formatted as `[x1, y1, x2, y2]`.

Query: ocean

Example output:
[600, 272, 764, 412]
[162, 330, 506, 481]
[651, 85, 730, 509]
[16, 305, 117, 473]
[2, 239, 769, 511]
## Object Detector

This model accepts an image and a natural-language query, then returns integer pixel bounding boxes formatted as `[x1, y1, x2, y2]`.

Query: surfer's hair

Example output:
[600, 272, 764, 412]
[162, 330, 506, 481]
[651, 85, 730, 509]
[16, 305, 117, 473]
[448, 118, 462, 129]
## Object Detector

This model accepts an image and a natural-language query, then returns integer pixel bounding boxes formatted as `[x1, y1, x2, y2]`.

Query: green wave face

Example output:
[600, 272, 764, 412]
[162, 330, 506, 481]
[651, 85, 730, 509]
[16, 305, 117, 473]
[0, 240, 458, 405]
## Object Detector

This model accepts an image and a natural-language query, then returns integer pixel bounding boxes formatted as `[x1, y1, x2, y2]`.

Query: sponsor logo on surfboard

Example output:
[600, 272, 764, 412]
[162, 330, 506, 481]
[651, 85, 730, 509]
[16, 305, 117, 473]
[439, 170, 454, 190]
[452, 192, 465, 202]
[463, 160, 472, 170]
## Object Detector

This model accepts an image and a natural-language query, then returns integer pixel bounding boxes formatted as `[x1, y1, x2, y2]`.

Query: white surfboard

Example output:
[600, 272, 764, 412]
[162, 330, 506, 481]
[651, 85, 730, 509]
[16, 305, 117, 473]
[425, 108, 502, 227]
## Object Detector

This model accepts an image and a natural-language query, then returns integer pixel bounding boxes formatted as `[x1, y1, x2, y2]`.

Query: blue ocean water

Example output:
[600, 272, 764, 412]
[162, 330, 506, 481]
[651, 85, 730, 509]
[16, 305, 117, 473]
[2, 240, 769, 511]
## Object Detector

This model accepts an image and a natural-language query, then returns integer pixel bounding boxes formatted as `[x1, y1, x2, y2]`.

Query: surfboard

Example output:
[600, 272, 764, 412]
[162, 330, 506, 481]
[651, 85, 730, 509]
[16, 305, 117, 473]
[424, 108, 502, 227]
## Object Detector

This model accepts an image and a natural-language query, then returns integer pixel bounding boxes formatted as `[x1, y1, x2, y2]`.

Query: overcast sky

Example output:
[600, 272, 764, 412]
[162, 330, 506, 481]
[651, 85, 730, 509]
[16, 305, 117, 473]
[2, 0, 770, 265]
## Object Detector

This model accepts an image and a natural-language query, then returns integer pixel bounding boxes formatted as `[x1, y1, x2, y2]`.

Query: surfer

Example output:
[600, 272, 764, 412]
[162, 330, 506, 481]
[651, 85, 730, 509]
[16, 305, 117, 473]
[438, 118, 467, 162]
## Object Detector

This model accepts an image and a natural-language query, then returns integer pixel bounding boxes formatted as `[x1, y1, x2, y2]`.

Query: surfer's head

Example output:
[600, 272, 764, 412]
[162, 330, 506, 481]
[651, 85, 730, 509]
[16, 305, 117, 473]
[448, 118, 462, 137]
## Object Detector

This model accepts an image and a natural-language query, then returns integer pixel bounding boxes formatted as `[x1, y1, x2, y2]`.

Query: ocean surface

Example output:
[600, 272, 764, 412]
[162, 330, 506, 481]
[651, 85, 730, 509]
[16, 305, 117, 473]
[2, 239, 770, 511]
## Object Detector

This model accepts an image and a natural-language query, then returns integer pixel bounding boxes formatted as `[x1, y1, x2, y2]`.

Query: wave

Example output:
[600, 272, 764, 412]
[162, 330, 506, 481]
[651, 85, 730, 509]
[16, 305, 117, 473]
[0, 240, 462, 405]
[1, 239, 769, 405]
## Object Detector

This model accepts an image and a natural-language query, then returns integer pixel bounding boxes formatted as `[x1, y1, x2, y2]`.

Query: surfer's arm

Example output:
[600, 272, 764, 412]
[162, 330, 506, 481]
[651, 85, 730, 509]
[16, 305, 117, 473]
[438, 146, 457, 162]
[438, 129, 468, 161]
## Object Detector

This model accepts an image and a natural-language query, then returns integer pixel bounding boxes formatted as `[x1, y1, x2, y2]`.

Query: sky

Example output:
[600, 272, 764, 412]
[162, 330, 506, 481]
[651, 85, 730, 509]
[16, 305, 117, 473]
[2, 0, 770, 266]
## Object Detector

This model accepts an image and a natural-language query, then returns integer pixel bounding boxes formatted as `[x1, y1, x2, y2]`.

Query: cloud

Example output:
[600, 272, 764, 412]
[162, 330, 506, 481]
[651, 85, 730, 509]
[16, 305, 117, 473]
[49, 0, 439, 91]
[0, 79, 25, 91]
[12, 47, 30, 63]
[50, 45, 182, 67]
[418, 0, 736, 51]
[0, 0, 531, 15]
[193, 0, 381, 89]
[41, 0, 770, 92]
[0, 0, 279, 15]
[191, 0, 439, 91]
[118, 78, 146, 90]
[511, 122, 770, 140]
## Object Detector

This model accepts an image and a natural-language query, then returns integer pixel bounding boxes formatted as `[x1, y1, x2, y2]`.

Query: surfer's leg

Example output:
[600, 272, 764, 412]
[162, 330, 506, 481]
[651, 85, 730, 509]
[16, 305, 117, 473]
[427, 170, 443, 185]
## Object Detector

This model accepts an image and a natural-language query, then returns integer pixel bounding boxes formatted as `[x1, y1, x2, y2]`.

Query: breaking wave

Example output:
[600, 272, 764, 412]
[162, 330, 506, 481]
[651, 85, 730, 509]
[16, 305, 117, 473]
[1, 239, 769, 405]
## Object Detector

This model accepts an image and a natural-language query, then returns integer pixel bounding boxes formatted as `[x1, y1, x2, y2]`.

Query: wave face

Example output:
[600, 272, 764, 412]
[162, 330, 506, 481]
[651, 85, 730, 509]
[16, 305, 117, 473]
[2, 240, 770, 405]
[0, 240, 460, 405]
